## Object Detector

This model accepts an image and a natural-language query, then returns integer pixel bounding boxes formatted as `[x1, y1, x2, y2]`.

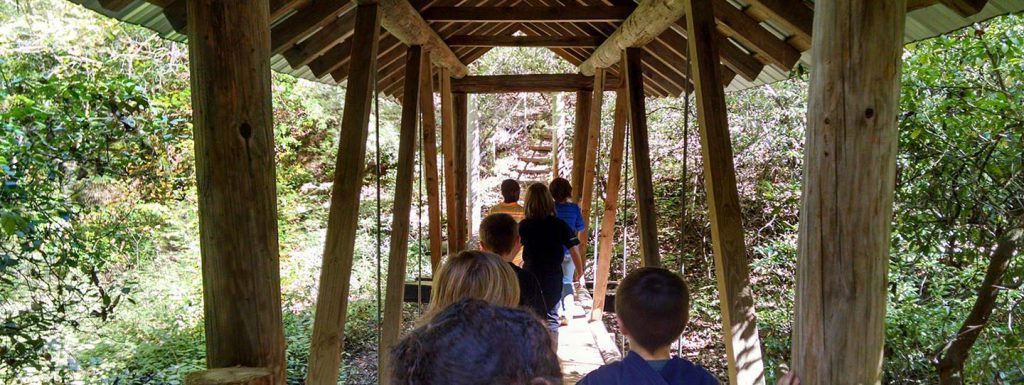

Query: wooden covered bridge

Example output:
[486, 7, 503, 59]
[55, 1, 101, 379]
[70, 0, 1023, 384]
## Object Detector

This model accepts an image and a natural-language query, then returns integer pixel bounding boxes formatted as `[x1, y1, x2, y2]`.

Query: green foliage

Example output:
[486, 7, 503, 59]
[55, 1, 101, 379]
[888, 15, 1024, 383]
[0, 3, 192, 379]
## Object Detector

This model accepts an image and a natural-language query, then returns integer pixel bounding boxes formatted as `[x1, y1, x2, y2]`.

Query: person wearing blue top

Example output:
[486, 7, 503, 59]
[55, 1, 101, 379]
[549, 177, 585, 325]
[578, 267, 719, 385]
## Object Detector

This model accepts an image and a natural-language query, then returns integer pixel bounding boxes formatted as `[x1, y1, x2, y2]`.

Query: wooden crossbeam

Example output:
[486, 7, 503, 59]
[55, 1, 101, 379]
[271, 0, 353, 55]
[939, 0, 989, 16]
[99, 0, 133, 12]
[744, 0, 813, 42]
[450, 74, 621, 93]
[283, 12, 357, 68]
[711, 0, 801, 71]
[422, 6, 636, 22]
[445, 35, 603, 47]
[378, 0, 470, 77]
[579, 0, 689, 76]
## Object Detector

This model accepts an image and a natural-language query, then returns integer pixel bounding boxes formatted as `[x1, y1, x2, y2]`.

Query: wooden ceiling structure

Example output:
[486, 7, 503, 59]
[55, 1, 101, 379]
[69, 1, 1023, 385]
[77, 0, 1023, 97]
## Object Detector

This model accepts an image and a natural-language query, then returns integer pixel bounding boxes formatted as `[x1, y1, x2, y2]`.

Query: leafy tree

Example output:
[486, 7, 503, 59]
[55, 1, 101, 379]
[0, 3, 192, 379]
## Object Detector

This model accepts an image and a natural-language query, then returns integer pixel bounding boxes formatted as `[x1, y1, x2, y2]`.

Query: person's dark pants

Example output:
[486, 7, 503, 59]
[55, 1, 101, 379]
[538, 273, 563, 342]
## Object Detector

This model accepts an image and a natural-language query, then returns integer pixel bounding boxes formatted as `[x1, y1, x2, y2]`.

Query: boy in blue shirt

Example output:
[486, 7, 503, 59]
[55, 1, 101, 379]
[578, 267, 718, 385]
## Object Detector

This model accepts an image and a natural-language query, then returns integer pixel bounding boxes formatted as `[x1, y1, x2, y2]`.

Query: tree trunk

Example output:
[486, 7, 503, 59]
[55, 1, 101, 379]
[935, 235, 1019, 385]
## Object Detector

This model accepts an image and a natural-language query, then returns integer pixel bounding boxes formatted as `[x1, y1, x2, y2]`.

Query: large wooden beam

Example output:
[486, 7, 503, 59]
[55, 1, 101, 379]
[578, 68, 605, 265]
[793, 1, 906, 385]
[450, 74, 619, 93]
[439, 69, 460, 256]
[446, 35, 603, 47]
[623, 48, 660, 267]
[378, 46, 422, 385]
[939, 0, 989, 16]
[744, 0, 813, 43]
[571, 90, 592, 203]
[185, 0, 285, 383]
[305, 4, 381, 385]
[282, 12, 357, 68]
[579, 0, 687, 76]
[685, 0, 765, 383]
[186, 368, 273, 385]
[711, 0, 801, 71]
[590, 86, 627, 322]
[419, 56, 444, 273]
[376, 0, 469, 77]
[422, 6, 635, 22]
[99, 0, 133, 12]
[454, 92, 470, 252]
[271, 0, 353, 55]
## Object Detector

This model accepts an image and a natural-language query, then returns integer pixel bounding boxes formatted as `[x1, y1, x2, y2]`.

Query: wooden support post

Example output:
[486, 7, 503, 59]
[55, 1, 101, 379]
[578, 68, 606, 264]
[793, 2, 906, 384]
[684, 0, 766, 383]
[454, 92, 470, 250]
[590, 88, 628, 321]
[571, 90, 592, 202]
[552, 93, 562, 180]
[624, 48, 660, 267]
[185, 0, 285, 383]
[378, 46, 422, 385]
[440, 69, 460, 256]
[419, 56, 443, 273]
[186, 368, 273, 385]
[305, 4, 381, 385]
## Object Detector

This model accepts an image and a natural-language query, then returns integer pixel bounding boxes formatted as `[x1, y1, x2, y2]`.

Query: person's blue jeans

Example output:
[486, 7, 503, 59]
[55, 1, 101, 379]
[558, 254, 575, 316]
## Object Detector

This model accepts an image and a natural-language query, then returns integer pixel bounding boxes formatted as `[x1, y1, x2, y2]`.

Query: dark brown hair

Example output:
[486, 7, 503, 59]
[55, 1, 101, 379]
[479, 213, 518, 256]
[548, 177, 572, 202]
[500, 179, 521, 203]
[615, 267, 690, 353]
[391, 299, 562, 385]
[523, 183, 556, 220]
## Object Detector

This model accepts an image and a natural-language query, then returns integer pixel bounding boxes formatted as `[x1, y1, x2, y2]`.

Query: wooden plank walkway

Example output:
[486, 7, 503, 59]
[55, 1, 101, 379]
[558, 294, 621, 384]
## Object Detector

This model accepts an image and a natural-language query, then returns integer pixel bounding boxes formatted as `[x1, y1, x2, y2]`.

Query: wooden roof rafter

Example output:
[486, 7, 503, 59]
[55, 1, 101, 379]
[85, 0, 1017, 98]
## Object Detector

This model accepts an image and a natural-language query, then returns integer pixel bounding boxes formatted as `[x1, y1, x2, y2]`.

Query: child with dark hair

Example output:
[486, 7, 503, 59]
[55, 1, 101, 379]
[490, 179, 526, 266]
[489, 179, 526, 222]
[391, 299, 562, 385]
[479, 213, 547, 318]
[578, 267, 717, 385]
[548, 177, 585, 325]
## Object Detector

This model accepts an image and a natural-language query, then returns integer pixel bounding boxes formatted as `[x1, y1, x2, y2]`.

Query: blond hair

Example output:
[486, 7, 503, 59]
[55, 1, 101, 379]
[421, 250, 520, 324]
[524, 182, 556, 220]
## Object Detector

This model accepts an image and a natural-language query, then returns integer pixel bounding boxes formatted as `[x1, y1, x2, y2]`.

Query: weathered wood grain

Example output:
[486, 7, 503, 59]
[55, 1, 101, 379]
[378, 46, 422, 385]
[185, 0, 285, 383]
[419, 54, 444, 272]
[793, 1, 906, 384]
[305, 4, 381, 385]
[590, 86, 627, 321]
[624, 48, 660, 267]
[685, 0, 766, 383]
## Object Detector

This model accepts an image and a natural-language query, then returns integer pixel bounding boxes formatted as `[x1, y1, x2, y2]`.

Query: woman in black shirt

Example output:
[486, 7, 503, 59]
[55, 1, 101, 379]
[519, 183, 581, 343]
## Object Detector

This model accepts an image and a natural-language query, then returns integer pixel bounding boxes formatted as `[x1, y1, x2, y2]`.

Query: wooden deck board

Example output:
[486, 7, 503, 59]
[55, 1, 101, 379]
[558, 293, 614, 384]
